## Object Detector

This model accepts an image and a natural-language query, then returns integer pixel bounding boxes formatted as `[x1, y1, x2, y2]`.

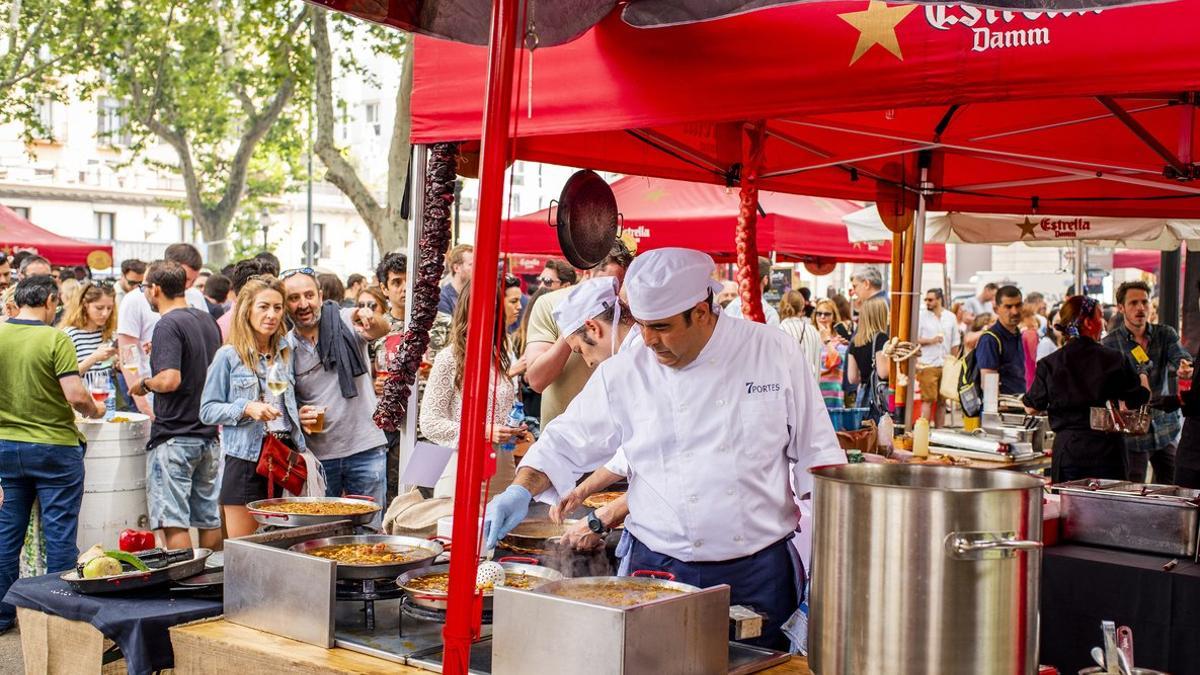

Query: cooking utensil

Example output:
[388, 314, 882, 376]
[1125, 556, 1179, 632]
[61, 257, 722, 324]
[1117, 650, 1133, 675]
[501, 517, 579, 547]
[1091, 647, 1106, 669]
[396, 558, 564, 611]
[1103, 621, 1119, 675]
[1089, 405, 1151, 435]
[288, 534, 441, 580]
[809, 464, 1044, 675]
[552, 169, 619, 269]
[246, 496, 380, 528]
[62, 548, 213, 595]
[1118, 626, 1135, 668]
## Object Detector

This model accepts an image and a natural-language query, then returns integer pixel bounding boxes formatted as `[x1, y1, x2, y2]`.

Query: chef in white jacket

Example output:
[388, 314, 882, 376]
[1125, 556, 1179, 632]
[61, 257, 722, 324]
[483, 248, 845, 649]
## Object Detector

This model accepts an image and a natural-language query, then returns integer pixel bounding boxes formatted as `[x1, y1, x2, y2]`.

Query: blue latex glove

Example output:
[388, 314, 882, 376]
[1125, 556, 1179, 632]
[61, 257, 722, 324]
[483, 484, 532, 551]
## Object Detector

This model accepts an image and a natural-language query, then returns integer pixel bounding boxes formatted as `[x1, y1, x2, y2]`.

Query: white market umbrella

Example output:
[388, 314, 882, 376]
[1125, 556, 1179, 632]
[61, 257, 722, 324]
[843, 208, 1200, 251]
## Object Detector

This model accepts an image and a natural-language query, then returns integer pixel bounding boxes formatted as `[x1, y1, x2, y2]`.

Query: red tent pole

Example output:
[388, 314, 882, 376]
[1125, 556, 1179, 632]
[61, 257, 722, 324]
[736, 122, 767, 322]
[442, 0, 521, 670]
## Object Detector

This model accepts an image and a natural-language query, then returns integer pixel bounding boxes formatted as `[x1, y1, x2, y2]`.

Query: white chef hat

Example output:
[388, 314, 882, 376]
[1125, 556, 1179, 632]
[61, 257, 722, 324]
[554, 277, 620, 336]
[625, 248, 723, 322]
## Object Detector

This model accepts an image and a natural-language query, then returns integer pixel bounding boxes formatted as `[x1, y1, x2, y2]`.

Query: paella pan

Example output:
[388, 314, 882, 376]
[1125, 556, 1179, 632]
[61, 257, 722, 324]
[247, 496, 380, 528]
[289, 535, 442, 580]
[396, 558, 563, 611]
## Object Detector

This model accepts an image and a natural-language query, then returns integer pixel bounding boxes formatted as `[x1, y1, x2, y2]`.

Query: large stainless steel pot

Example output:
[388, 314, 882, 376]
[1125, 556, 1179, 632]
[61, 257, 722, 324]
[809, 464, 1044, 675]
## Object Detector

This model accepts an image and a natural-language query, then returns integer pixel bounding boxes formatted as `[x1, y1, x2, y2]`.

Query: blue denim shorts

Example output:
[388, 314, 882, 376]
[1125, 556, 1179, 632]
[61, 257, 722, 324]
[146, 436, 222, 530]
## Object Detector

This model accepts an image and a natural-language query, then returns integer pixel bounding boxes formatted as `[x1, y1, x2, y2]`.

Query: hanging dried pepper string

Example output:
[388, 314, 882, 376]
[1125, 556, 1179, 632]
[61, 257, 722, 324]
[374, 141, 459, 431]
[735, 121, 767, 323]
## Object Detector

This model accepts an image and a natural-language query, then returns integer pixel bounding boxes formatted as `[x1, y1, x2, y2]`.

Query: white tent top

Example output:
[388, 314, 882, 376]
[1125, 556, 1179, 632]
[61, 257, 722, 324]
[844, 208, 1200, 251]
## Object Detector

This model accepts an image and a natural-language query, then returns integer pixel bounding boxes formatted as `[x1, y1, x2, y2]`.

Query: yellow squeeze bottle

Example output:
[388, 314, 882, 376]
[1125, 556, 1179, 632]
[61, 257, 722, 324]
[913, 418, 931, 458]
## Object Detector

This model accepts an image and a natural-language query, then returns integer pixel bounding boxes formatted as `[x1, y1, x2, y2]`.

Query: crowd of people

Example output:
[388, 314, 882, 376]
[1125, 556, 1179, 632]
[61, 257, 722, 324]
[0, 238, 1195, 641]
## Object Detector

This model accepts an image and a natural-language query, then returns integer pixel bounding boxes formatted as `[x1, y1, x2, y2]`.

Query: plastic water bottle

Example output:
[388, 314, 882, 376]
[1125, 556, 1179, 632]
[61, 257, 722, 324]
[104, 371, 117, 420]
[499, 400, 525, 452]
[877, 414, 895, 450]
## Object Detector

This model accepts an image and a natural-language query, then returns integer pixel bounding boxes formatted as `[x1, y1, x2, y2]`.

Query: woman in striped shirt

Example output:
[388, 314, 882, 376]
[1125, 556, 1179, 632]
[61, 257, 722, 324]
[58, 281, 118, 375]
[813, 298, 848, 410]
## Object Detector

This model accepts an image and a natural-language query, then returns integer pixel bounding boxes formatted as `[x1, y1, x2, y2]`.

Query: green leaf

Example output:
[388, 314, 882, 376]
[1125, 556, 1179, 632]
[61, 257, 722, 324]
[104, 551, 151, 572]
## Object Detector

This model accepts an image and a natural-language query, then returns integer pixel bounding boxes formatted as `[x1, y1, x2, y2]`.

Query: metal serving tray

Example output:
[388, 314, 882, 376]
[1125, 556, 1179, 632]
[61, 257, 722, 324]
[1052, 480, 1200, 558]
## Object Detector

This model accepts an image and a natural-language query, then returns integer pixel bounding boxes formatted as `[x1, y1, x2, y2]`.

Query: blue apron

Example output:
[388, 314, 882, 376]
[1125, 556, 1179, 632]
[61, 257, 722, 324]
[625, 533, 802, 651]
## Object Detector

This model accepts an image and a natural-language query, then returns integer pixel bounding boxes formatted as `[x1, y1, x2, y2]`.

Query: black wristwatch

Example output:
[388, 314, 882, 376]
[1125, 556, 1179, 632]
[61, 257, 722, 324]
[586, 509, 610, 537]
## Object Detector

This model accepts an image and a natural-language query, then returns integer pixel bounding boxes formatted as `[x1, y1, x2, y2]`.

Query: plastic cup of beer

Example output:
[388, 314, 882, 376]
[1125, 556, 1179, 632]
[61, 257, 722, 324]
[305, 406, 327, 434]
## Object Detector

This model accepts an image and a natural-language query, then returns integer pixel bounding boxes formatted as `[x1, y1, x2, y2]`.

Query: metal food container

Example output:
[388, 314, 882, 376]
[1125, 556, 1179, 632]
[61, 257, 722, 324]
[809, 464, 1043, 675]
[245, 496, 380, 528]
[1053, 479, 1200, 558]
[492, 579, 730, 675]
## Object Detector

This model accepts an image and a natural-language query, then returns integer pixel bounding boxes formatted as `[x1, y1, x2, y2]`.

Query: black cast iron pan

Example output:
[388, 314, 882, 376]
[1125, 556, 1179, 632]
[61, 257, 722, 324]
[552, 169, 619, 269]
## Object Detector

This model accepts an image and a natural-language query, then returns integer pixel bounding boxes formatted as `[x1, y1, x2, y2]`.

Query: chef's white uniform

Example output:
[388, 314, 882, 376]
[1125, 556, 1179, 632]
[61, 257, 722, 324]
[521, 309, 844, 562]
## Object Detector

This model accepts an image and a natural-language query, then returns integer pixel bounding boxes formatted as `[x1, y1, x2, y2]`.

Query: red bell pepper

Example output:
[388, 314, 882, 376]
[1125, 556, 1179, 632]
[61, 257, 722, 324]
[118, 529, 155, 553]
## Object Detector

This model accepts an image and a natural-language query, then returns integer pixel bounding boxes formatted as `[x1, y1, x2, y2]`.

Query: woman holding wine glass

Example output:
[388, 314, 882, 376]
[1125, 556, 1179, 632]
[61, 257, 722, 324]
[200, 276, 316, 538]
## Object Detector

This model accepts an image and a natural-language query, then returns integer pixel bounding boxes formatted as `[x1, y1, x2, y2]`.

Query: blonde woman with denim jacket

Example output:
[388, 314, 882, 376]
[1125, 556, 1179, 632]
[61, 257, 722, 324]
[200, 277, 318, 537]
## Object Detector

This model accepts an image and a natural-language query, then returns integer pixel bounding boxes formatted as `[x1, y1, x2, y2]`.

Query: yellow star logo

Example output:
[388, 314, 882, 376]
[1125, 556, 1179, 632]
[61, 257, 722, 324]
[838, 1, 917, 66]
[642, 187, 668, 203]
[1016, 216, 1038, 239]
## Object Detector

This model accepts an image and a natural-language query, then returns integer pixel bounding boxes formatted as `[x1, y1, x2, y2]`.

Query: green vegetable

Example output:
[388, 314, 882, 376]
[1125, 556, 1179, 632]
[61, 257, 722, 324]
[104, 551, 150, 572]
[82, 557, 122, 579]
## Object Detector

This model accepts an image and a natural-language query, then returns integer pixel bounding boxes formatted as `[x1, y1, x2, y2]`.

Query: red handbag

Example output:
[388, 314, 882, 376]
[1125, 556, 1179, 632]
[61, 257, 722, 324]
[255, 434, 307, 497]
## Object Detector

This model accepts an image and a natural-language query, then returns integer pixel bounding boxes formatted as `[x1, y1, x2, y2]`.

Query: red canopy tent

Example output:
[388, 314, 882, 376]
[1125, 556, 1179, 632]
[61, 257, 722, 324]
[0, 204, 112, 267]
[412, 2, 1200, 218]
[503, 175, 946, 264]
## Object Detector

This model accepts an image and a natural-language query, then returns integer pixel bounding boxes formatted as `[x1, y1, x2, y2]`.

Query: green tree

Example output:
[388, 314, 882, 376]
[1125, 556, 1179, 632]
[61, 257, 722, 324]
[1, 0, 103, 140]
[311, 6, 413, 255]
[89, 0, 310, 265]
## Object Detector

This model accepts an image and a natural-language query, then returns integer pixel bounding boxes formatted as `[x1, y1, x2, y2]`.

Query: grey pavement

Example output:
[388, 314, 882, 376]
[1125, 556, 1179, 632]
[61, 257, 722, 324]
[0, 627, 21, 674]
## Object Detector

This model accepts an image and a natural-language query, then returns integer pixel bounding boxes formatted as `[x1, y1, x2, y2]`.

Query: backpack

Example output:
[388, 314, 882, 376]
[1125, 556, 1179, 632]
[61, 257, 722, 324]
[957, 330, 1000, 418]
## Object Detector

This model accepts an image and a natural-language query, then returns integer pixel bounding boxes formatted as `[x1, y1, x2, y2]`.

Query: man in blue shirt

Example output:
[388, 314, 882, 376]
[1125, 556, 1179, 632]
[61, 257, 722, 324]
[974, 285, 1026, 395]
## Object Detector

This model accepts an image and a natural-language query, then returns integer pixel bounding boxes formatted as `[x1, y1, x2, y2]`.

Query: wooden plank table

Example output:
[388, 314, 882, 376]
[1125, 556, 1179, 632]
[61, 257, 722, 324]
[16, 608, 135, 675]
[171, 618, 811, 674]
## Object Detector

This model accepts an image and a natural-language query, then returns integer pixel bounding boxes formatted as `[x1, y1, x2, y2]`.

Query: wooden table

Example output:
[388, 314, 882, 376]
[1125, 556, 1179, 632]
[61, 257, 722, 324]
[171, 618, 812, 674]
[16, 608, 133, 675]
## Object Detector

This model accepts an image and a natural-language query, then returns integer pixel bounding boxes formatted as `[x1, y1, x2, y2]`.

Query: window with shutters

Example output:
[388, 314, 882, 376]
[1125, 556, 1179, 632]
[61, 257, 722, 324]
[95, 212, 116, 240]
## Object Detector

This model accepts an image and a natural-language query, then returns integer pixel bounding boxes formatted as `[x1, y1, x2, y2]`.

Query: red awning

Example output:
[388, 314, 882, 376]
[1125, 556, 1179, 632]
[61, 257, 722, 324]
[503, 175, 944, 263]
[1113, 249, 1161, 273]
[413, 1, 1200, 218]
[0, 204, 112, 267]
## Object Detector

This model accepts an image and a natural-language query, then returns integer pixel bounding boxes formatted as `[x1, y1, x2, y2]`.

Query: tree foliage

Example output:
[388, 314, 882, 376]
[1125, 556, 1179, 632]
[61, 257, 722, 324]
[5, 0, 416, 265]
[87, 0, 311, 265]
[312, 6, 413, 255]
[1, 0, 105, 139]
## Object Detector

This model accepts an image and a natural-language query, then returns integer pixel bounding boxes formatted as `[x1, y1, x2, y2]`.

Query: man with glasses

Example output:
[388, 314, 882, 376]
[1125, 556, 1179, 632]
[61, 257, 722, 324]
[118, 244, 208, 416]
[916, 288, 960, 426]
[114, 259, 146, 305]
[282, 268, 391, 521]
[128, 261, 222, 551]
[0, 275, 104, 634]
[536, 259, 578, 293]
